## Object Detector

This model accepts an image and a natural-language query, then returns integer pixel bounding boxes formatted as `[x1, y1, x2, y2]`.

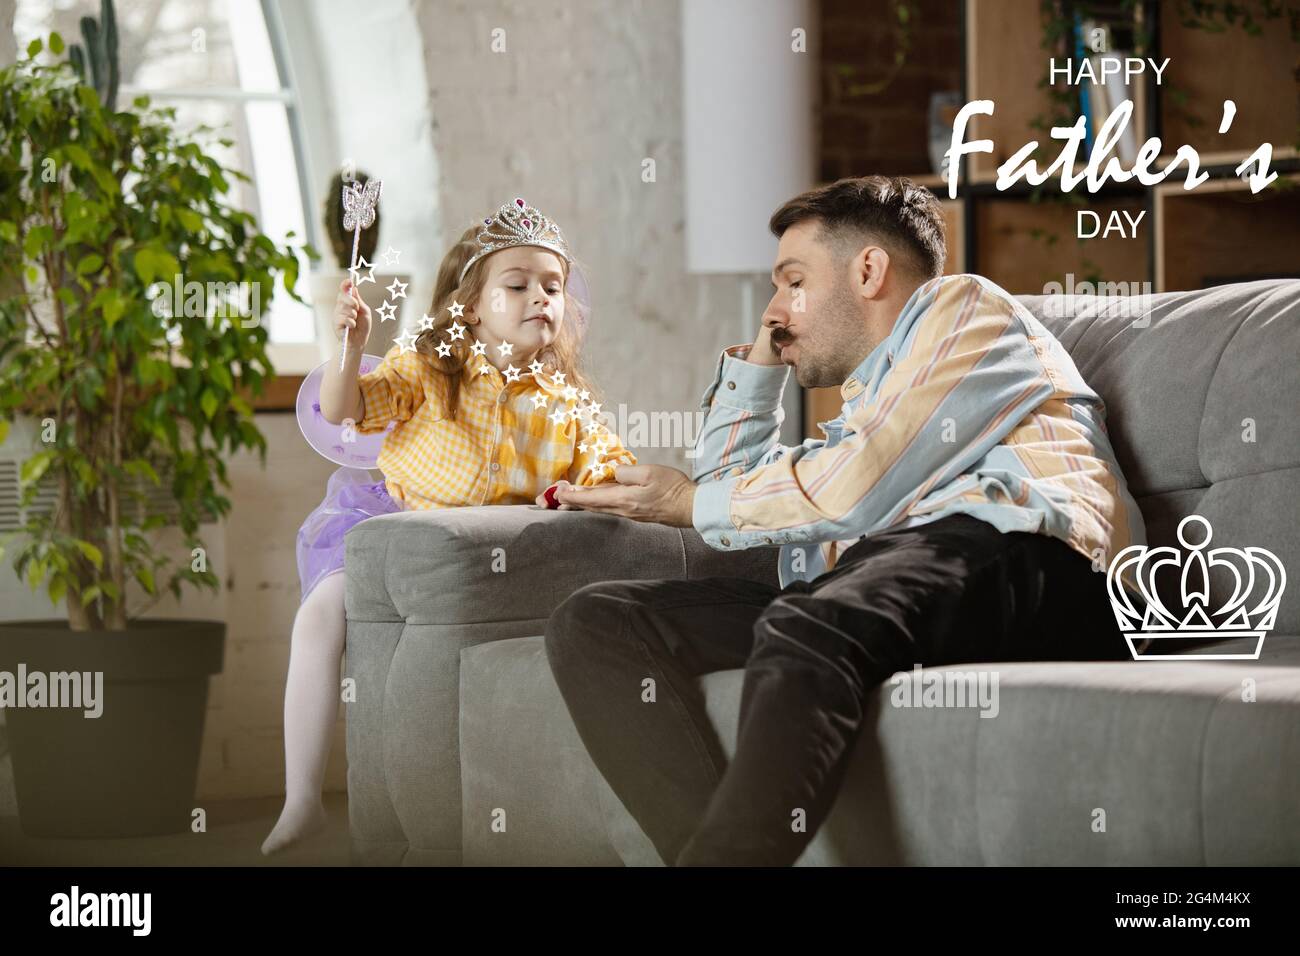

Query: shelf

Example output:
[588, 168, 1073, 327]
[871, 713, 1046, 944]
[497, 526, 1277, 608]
[1154, 173, 1300, 292]
[1154, 147, 1300, 175]
[805, 386, 845, 440]
[976, 194, 1149, 295]
[965, 0, 1057, 184]
[245, 375, 307, 412]
[1157, 3, 1300, 163]
[965, 0, 1152, 187]
[941, 198, 966, 275]
[807, 0, 1298, 440]
[907, 172, 947, 189]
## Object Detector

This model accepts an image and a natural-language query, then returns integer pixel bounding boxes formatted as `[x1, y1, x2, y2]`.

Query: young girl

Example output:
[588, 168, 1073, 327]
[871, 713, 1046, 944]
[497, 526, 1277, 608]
[262, 198, 636, 855]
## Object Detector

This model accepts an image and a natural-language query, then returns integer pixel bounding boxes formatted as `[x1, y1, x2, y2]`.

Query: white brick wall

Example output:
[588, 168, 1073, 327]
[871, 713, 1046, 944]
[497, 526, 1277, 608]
[196, 413, 346, 800]
[413, 0, 782, 471]
[0, 0, 15, 68]
[1, 0, 805, 809]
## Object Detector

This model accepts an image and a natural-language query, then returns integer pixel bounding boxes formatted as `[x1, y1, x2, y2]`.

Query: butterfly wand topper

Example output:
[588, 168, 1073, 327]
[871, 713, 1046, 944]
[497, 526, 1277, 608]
[340, 177, 383, 371]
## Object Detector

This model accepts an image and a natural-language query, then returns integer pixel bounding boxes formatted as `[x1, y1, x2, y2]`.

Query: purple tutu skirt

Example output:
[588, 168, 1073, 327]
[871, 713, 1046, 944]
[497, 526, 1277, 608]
[297, 467, 404, 603]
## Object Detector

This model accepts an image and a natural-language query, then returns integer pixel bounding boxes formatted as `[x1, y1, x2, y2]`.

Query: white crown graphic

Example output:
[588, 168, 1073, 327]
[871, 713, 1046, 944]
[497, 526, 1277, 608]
[1106, 515, 1287, 661]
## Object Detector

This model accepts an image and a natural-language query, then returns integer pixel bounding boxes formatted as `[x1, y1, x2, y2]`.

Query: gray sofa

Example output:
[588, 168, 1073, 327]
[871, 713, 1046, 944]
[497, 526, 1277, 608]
[344, 278, 1300, 866]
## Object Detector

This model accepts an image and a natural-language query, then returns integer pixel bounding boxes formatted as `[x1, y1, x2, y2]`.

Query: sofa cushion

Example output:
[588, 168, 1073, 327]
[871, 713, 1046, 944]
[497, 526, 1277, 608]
[459, 634, 625, 865]
[1018, 279, 1300, 636]
[1020, 280, 1300, 495]
[345, 506, 781, 865]
[462, 635, 1300, 866]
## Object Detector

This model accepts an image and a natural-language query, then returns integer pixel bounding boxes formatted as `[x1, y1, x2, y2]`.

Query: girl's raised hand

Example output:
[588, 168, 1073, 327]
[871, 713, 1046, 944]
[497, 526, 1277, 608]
[334, 278, 372, 346]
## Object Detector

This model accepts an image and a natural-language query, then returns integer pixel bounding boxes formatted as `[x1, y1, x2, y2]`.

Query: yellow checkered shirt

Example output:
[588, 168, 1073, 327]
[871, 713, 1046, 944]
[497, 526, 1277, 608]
[355, 344, 636, 509]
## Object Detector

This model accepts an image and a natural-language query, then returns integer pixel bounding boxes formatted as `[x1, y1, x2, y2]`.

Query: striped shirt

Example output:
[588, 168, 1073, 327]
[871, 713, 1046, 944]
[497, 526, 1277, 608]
[690, 273, 1146, 589]
[356, 345, 635, 510]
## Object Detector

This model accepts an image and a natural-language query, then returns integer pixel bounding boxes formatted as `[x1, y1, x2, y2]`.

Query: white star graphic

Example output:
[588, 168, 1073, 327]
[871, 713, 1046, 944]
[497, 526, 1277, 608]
[528, 359, 545, 376]
[469, 339, 486, 357]
[549, 408, 568, 426]
[380, 246, 401, 268]
[496, 339, 514, 357]
[349, 256, 375, 286]
[377, 301, 397, 322]
[394, 329, 419, 354]
[435, 340, 452, 358]
[530, 392, 549, 410]
[447, 321, 466, 341]
[550, 370, 567, 386]
[578, 441, 589, 455]
[504, 363, 521, 383]
[418, 313, 437, 332]
[448, 300, 466, 318]
[567, 405, 582, 420]
[578, 389, 591, 402]
[562, 385, 578, 402]
[477, 361, 492, 375]
[592, 463, 607, 479]
[586, 402, 603, 418]
[386, 278, 408, 300]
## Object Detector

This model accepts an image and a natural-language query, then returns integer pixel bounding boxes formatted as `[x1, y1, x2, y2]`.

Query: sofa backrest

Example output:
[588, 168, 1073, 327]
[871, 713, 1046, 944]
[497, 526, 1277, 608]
[1016, 279, 1300, 636]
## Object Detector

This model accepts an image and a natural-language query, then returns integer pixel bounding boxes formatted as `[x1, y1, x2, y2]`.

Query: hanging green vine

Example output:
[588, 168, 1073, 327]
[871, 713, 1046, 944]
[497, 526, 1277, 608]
[829, 1, 921, 98]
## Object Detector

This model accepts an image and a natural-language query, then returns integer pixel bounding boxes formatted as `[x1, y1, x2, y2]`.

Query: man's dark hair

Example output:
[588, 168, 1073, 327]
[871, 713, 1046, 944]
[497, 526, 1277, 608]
[768, 176, 946, 282]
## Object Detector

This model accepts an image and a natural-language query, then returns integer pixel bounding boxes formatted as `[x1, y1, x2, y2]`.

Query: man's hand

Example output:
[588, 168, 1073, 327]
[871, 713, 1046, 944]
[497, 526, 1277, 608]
[745, 325, 784, 366]
[554, 464, 697, 528]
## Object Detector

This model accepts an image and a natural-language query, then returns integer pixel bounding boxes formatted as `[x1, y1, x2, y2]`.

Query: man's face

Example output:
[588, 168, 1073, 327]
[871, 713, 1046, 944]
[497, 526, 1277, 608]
[763, 219, 867, 389]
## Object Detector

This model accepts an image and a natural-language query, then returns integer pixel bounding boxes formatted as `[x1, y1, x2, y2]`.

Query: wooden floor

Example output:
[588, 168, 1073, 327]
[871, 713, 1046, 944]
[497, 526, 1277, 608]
[0, 784, 351, 867]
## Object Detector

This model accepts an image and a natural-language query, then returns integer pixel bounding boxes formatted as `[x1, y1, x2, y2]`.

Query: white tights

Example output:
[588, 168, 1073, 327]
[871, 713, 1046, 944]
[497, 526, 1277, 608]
[260, 570, 347, 855]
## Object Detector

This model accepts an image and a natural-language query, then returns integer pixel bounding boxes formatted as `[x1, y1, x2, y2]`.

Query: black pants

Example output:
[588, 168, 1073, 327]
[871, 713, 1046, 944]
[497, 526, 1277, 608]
[544, 514, 1130, 866]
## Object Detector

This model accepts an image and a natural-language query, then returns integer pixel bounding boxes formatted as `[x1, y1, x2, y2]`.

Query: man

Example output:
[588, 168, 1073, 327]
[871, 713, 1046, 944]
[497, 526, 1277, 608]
[543, 175, 1146, 866]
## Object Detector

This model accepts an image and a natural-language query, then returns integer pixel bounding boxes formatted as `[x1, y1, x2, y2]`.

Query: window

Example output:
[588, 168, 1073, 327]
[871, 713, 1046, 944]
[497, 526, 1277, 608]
[15, 0, 317, 352]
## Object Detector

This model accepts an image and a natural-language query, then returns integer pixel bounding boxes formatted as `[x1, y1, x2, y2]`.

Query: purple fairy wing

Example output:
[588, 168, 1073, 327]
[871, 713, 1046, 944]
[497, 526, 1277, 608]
[296, 354, 390, 468]
[566, 260, 593, 340]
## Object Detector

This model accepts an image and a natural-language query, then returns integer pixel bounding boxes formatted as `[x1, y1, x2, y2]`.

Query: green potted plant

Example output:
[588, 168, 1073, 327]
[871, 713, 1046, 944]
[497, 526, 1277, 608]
[0, 20, 309, 837]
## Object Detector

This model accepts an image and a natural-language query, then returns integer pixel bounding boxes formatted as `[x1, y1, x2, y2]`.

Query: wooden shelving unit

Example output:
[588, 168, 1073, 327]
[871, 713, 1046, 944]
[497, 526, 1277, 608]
[1157, 10, 1299, 170]
[805, 0, 1300, 438]
[1155, 173, 1300, 291]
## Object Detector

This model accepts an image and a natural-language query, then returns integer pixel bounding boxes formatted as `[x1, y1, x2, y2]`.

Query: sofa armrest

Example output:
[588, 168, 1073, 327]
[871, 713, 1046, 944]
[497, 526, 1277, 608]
[344, 504, 780, 625]
[343, 504, 780, 865]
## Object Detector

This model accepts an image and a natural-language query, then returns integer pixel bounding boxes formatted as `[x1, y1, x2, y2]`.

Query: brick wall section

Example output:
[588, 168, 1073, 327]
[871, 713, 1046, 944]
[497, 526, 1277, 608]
[195, 413, 343, 801]
[2, 0, 810, 811]
[205, 0, 773, 803]
[412, 0, 799, 469]
[819, 0, 963, 181]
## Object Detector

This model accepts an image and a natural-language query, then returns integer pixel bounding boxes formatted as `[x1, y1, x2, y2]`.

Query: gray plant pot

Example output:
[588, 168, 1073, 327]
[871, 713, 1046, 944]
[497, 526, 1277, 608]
[0, 618, 224, 838]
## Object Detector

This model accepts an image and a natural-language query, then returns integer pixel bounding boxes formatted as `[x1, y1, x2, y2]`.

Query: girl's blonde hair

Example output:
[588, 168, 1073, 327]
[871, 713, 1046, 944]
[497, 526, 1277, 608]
[414, 223, 600, 420]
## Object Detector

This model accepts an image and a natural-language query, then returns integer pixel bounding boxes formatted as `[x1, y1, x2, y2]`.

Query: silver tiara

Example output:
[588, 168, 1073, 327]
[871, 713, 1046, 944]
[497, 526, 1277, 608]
[458, 197, 572, 283]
